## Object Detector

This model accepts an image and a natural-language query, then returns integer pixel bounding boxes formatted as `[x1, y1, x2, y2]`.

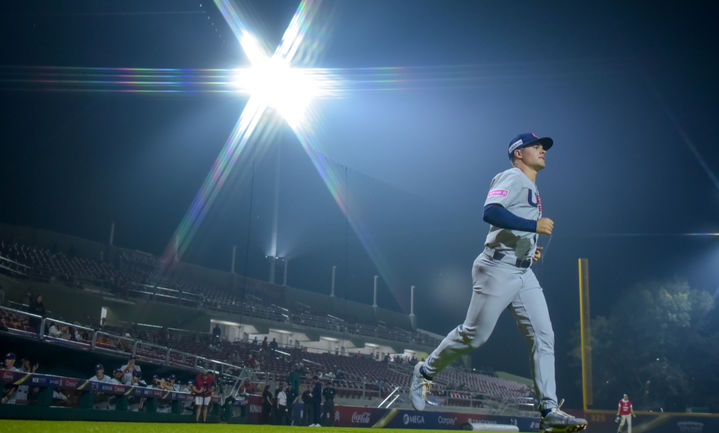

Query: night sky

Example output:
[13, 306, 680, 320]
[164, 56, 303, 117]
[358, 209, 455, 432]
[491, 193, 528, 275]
[1, 0, 718, 399]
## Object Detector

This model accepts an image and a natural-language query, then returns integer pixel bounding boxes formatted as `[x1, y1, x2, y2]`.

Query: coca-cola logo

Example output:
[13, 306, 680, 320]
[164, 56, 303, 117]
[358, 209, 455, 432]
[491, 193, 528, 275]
[403, 414, 425, 425]
[437, 416, 456, 425]
[351, 411, 371, 424]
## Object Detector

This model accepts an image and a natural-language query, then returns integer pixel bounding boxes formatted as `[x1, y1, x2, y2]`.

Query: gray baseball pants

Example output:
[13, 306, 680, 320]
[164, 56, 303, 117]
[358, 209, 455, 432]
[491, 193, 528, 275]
[423, 252, 558, 410]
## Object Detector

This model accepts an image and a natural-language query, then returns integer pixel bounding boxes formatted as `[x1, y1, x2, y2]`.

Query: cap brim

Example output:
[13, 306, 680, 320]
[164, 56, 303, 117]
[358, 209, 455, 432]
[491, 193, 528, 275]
[531, 137, 553, 150]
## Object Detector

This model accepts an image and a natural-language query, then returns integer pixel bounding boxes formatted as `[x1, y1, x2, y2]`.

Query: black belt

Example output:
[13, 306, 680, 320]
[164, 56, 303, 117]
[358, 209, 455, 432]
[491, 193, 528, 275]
[490, 250, 532, 268]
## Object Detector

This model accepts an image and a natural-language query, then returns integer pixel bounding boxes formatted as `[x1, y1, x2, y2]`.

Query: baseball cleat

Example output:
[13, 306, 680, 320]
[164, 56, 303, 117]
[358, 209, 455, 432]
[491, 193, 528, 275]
[409, 361, 432, 411]
[539, 407, 588, 433]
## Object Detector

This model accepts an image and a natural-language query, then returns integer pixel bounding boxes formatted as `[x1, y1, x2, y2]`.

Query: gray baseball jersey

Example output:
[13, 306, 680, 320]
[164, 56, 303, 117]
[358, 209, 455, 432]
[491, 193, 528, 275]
[483, 167, 542, 259]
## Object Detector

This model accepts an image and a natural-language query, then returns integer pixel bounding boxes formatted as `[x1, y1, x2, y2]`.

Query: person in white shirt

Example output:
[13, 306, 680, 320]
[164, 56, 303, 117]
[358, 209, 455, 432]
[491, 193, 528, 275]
[1, 353, 22, 404]
[48, 323, 62, 338]
[89, 363, 114, 383]
[119, 356, 141, 385]
[276, 383, 288, 424]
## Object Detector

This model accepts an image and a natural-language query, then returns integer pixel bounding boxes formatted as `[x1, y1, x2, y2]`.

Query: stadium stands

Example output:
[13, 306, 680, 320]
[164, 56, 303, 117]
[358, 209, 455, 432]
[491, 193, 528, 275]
[0, 232, 535, 413]
[0, 239, 440, 346]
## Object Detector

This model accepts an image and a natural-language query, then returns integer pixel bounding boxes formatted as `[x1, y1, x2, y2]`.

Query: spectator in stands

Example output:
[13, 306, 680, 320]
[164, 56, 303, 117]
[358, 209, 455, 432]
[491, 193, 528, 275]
[60, 325, 72, 340]
[130, 370, 147, 387]
[180, 380, 192, 393]
[275, 383, 288, 425]
[2, 352, 19, 372]
[19, 358, 39, 374]
[238, 378, 254, 395]
[261, 384, 273, 424]
[261, 336, 269, 352]
[1, 353, 22, 404]
[119, 356, 141, 385]
[48, 322, 62, 338]
[193, 368, 214, 423]
[246, 353, 258, 369]
[18, 357, 64, 405]
[165, 374, 179, 391]
[180, 380, 194, 414]
[149, 374, 165, 389]
[335, 367, 345, 380]
[89, 363, 114, 383]
[126, 371, 147, 411]
[269, 338, 278, 352]
[212, 324, 221, 346]
[68, 326, 82, 342]
[26, 294, 45, 333]
[149, 374, 174, 412]
[310, 375, 322, 427]
[110, 368, 124, 384]
[301, 384, 313, 426]
[322, 380, 336, 426]
[29, 294, 46, 317]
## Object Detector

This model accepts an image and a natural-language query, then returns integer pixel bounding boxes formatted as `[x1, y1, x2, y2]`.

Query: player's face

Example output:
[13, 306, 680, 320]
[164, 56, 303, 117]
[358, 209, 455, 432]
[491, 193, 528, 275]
[519, 144, 547, 170]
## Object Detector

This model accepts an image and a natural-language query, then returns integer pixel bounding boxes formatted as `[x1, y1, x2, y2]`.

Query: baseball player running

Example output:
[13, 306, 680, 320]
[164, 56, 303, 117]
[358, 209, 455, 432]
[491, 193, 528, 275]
[410, 132, 587, 433]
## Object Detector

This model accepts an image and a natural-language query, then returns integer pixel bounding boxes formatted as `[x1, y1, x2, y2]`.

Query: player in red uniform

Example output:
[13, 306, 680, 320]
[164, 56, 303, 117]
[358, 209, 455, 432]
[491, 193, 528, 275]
[616, 393, 636, 433]
[193, 368, 215, 423]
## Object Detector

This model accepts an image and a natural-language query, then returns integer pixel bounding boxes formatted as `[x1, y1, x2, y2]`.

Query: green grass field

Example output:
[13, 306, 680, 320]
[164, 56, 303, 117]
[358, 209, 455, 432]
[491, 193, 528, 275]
[1, 420, 532, 433]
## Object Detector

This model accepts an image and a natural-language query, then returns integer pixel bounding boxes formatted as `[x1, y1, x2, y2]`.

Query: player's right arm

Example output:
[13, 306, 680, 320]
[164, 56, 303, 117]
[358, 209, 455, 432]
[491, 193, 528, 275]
[483, 204, 554, 234]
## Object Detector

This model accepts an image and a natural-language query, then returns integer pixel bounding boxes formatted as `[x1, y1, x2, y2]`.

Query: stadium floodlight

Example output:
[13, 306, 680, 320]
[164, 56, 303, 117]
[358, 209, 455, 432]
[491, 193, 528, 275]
[231, 58, 321, 128]
[221, 5, 331, 128]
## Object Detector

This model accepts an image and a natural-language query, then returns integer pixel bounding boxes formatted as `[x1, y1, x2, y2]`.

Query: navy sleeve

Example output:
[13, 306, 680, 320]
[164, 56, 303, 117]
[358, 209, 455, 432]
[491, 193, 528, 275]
[483, 204, 537, 232]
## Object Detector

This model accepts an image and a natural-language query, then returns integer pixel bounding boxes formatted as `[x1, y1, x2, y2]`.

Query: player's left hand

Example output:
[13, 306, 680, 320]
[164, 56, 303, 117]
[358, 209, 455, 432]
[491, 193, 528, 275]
[532, 246, 543, 264]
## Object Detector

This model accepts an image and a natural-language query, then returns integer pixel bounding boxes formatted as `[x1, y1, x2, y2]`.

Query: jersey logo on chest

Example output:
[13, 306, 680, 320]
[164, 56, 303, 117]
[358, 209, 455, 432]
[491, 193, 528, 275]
[527, 190, 542, 212]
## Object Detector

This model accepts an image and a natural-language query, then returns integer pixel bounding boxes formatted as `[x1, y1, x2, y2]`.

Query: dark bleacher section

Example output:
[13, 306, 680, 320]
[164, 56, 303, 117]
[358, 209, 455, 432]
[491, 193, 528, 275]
[0, 239, 440, 347]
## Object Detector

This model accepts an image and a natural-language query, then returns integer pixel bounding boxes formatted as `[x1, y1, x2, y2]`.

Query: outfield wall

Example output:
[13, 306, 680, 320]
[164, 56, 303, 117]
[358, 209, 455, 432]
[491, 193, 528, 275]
[3, 369, 717, 432]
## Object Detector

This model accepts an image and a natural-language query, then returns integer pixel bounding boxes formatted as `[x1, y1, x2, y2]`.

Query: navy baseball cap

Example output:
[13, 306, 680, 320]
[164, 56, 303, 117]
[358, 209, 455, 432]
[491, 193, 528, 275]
[96, 363, 104, 371]
[508, 132, 553, 159]
[5, 352, 16, 360]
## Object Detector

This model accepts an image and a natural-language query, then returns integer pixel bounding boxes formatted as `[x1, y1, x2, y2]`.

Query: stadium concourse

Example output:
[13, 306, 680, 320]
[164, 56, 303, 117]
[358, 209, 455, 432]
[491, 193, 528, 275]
[0, 224, 538, 428]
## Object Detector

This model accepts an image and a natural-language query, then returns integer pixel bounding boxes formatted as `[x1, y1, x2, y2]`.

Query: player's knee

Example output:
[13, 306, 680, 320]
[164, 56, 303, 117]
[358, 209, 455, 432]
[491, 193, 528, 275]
[458, 325, 489, 349]
[534, 328, 554, 353]
[469, 334, 489, 349]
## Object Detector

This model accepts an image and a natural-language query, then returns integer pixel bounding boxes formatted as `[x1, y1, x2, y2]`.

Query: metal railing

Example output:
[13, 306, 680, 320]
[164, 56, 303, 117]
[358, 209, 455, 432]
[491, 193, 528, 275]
[0, 305, 246, 381]
[1, 305, 534, 412]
